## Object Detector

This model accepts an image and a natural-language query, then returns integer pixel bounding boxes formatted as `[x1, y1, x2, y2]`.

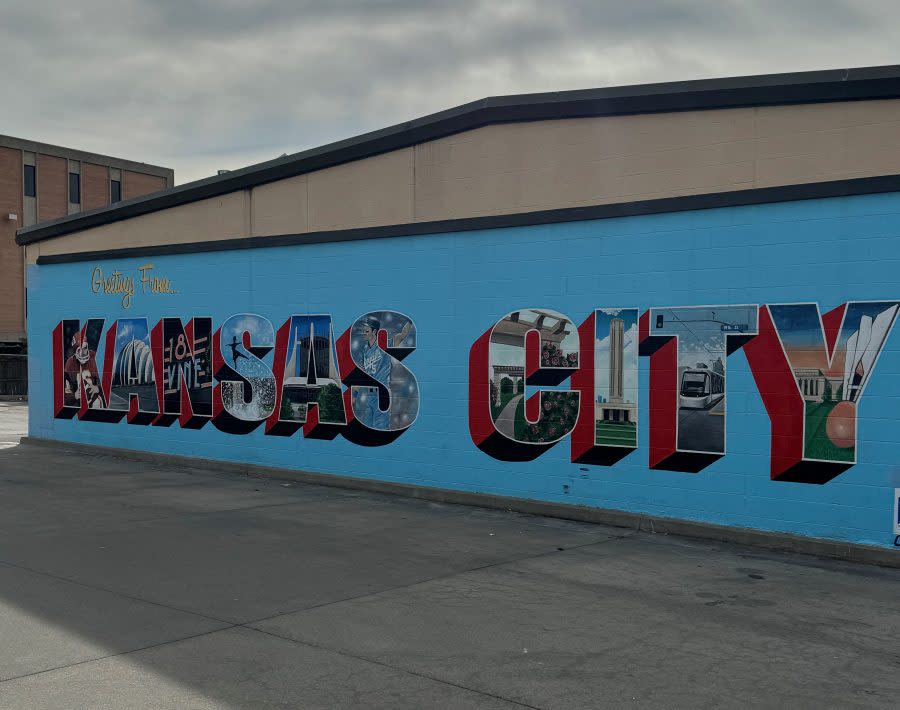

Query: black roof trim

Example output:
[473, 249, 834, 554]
[34, 173, 900, 266]
[19, 64, 900, 246]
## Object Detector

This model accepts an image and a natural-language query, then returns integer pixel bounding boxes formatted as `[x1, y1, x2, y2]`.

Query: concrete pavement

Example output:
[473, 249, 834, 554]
[0, 401, 897, 708]
[0, 400, 25, 451]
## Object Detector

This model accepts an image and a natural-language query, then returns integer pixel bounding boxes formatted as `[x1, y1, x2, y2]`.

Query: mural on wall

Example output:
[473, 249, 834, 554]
[571, 309, 639, 466]
[593, 310, 638, 447]
[51, 301, 898, 481]
[267, 314, 346, 438]
[212, 313, 277, 434]
[469, 302, 897, 484]
[54, 319, 105, 417]
[106, 317, 160, 424]
[469, 309, 580, 461]
[51, 310, 420, 448]
[151, 317, 213, 428]
[337, 310, 419, 446]
[744, 301, 900, 483]
[638, 305, 758, 472]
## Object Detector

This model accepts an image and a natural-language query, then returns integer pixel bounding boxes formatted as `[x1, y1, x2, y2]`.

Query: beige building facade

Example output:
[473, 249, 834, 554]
[19, 66, 900, 264]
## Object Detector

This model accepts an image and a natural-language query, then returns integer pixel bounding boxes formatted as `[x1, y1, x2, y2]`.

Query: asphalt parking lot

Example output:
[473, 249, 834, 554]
[0, 401, 897, 709]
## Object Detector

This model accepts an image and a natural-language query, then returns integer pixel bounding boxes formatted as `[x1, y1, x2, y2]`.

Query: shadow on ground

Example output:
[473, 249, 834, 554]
[0, 402, 898, 708]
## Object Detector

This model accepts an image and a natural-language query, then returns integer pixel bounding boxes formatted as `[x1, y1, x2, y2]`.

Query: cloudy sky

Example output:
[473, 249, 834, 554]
[4, 1, 899, 185]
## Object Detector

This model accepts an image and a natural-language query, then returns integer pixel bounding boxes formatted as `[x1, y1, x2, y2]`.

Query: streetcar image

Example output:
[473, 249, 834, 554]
[679, 367, 724, 409]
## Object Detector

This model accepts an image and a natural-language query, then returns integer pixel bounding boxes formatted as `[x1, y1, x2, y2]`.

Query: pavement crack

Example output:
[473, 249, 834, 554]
[243, 624, 545, 709]
[0, 557, 233, 626]
[0, 626, 236, 686]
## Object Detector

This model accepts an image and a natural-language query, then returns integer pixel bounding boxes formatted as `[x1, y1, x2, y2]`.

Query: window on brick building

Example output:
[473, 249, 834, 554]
[110, 179, 122, 203]
[68, 172, 81, 204]
[24, 165, 36, 197]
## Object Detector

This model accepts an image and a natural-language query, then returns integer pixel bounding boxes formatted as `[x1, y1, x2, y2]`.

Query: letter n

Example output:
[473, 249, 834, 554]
[151, 317, 213, 428]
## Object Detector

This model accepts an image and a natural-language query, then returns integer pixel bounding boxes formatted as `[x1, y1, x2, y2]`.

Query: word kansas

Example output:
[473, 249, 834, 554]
[470, 301, 899, 484]
[53, 310, 418, 447]
[52, 300, 900, 481]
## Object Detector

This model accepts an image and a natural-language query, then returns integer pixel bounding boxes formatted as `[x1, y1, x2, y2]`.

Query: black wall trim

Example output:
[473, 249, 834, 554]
[34, 173, 900, 266]
[18, 64, 900, 246]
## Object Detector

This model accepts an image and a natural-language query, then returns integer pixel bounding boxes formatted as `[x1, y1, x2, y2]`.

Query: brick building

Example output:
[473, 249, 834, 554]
[0, 136, 172, 349]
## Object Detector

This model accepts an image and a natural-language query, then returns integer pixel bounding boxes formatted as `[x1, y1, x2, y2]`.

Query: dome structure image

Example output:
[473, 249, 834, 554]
[114, 338, 155, 387]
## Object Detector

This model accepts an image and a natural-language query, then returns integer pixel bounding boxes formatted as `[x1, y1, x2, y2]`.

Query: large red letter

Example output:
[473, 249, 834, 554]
[571, 309, 639, 465]
[53, 319, 105, 419]
[266, 315, 347, 439]
[151, 317, 213, 429]
[744, 301, 899, 483]
[639, 305, 758, 472]
[470, 309, 580, 461]
[336, 311, 418, 447]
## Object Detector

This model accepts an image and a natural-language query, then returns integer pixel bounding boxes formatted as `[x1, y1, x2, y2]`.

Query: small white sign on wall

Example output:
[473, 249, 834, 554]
[894, 489, 900, 536]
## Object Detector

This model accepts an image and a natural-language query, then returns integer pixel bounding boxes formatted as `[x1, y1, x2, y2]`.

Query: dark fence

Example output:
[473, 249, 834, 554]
[0, 355, 27, 396]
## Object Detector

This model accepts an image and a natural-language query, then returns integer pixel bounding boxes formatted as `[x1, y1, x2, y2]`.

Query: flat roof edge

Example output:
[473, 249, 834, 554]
[33, 173, 900, 266]
[0, 134, 173, 180]
[18, 63, 900, 246]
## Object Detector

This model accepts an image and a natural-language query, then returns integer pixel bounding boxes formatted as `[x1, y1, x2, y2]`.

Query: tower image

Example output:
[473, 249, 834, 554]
[596, 314, 635, 433]
[609, 318, 624, 403]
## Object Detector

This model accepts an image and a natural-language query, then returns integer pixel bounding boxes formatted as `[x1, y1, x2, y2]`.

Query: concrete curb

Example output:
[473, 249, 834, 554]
[19, 435, 900, 569]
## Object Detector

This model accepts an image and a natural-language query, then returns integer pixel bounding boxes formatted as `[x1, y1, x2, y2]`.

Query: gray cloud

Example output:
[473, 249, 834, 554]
[2, 0, 898, 183]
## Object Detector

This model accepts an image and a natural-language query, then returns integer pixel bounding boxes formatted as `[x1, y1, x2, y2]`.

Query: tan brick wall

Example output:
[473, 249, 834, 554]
[307, 149, 414, 231]
[82, 163, 109, 210]
[411, 100, 900, 221]
[0, 147, 24, 340]
[250, 175, 308, 237]
[123, 171, 166, 200]
[27, 97, 900, 257]
[31, 193, 249, 261]
[37, 154, 67, 222]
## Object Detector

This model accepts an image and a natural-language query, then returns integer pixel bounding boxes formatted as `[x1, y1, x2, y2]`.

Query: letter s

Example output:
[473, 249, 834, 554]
[337, 310, 418, 446]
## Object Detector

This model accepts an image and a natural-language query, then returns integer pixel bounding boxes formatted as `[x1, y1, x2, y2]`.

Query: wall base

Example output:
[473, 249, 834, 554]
[19, 436, 900, 569]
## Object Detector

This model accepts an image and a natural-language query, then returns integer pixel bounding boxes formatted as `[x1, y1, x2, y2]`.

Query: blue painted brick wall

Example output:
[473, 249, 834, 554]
[26, 191, 900, 549]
